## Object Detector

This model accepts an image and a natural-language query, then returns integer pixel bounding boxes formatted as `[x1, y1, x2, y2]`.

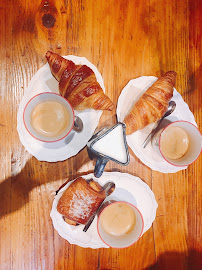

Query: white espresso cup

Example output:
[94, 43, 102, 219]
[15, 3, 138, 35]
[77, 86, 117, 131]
[23, 92, 83, 143]
[159, 121, 202, 166]
[97, 201, 144, 248]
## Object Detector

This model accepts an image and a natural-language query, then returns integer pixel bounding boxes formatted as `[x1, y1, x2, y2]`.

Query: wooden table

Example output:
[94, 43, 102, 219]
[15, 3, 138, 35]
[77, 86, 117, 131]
[0, 0, 201, 269]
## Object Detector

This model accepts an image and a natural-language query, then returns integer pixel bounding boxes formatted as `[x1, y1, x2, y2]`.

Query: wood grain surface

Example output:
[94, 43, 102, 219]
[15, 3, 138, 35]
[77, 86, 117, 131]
[0, 0, 201, 269]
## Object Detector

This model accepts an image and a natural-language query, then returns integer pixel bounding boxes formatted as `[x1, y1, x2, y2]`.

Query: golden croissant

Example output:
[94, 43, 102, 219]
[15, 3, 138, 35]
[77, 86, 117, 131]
[57, 177, 106, 226]
[46, 51, 114, 111]
[124, 71, 177, 135]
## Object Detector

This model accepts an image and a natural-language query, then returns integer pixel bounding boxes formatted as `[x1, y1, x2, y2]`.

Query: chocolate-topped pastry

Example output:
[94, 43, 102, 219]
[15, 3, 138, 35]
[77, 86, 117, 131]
[57, 177, 106, 226]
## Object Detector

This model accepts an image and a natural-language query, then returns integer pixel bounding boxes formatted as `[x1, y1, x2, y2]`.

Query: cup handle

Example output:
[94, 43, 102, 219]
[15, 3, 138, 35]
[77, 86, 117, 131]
[73, 116, 83, 133]
[94, 157, 108, 178]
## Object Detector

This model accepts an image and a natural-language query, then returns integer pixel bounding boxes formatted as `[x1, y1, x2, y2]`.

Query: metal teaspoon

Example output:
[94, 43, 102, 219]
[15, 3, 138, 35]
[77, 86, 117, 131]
[83, 181, 115, 232]
[142, 101, 176, 148]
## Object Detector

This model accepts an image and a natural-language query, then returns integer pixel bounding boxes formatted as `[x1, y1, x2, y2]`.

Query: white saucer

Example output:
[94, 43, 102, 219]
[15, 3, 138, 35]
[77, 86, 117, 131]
[116, 76, 197, 173]
[17, 56, 105, 162]
[50, 172, 158, 249]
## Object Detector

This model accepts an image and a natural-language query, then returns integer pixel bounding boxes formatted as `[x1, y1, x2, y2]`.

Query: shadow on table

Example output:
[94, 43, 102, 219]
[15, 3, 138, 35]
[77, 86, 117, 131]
[0, 153, 92, 220]
[144, 250, 202, 270]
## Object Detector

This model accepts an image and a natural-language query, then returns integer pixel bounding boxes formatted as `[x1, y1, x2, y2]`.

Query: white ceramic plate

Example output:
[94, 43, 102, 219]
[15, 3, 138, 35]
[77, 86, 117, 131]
[116, 76, 197, 173]
[50, 172, 158, 249]
[17, 56, 104, 162]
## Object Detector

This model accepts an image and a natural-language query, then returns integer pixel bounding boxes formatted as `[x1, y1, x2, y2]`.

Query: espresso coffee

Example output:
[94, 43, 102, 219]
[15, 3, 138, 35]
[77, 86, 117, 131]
[31, 100, 70, 137]
[160, 126, 189, 160]
[100, 203, 136, 236]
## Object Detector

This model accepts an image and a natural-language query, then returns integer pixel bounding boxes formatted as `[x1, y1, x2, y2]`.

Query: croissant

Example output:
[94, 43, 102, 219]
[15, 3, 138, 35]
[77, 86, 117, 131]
[124, 71, 177, 135]
[57, 177, 106, 225]
[46, 51, 114, 111]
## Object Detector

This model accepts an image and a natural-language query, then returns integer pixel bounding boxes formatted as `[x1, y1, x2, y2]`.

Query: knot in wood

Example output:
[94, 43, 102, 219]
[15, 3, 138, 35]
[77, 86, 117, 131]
[42, 13, 56, 28]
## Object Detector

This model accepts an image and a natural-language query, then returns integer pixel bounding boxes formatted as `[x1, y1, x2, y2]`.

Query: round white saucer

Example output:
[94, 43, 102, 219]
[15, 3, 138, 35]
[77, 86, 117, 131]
[116, 76, 197, 173]
[17, 56, 105, 162]
[50, 172, 158, 249]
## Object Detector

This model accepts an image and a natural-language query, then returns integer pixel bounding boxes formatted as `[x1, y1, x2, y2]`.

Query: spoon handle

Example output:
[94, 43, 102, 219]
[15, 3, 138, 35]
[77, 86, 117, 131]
[142, 133, 153, 148]
[142, 118, 163, 148]
[83, 199, 105, 232]
[83, 181, 115, 232]
[142, 101, 176, 148]
[83, 213, 96, 232]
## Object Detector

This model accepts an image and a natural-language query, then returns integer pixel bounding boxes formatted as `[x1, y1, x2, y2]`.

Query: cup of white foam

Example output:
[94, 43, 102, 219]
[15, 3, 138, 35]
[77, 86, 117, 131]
[23, 92, 83, 143]
[97, 201, 144, 248]
[158, 120, 202, 166]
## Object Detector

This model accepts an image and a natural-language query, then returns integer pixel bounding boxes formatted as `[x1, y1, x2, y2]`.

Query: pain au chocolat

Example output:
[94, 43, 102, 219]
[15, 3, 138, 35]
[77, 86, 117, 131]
[46, 51, 114, 111]
[57, 177, 106, 226]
